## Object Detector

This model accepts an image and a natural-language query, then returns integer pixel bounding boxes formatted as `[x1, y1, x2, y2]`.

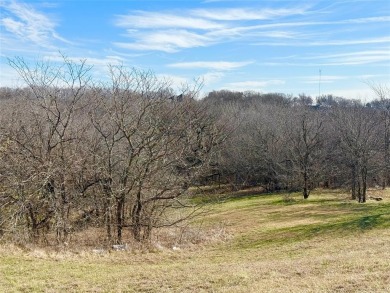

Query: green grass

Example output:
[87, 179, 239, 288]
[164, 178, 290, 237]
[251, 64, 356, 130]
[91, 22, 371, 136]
[203, 189, 390, 251]
[1, 189, 390, 292]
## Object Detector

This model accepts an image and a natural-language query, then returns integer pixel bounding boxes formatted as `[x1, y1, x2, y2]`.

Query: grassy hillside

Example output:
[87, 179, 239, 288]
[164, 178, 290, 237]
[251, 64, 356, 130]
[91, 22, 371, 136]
[1, 189, 389, 292]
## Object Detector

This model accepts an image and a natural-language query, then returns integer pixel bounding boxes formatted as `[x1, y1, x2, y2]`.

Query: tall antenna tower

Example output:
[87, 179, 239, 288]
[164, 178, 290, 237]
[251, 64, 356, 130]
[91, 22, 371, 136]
[318, 69, 322, 97]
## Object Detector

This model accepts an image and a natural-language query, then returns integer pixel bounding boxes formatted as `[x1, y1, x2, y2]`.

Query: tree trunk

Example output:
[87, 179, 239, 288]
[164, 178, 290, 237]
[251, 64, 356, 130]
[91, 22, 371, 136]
[57, 181, 70, 244]
[27, 204, 39, 242]
[357, 177, 362, 203]
[351, 165, 357, 200]
[132, 190, 142, 242]
[116, 196, 125, 244]
[104, 198, 112, 242]
[102, 179, 113, 242]
[303, 166, 309, 199]
[360, 166, 367, 203]
[382, 111, 390, 189]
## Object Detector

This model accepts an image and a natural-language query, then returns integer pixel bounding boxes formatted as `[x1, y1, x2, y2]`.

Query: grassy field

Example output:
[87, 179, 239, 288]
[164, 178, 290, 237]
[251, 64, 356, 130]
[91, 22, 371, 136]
[1, 189, 389, 292]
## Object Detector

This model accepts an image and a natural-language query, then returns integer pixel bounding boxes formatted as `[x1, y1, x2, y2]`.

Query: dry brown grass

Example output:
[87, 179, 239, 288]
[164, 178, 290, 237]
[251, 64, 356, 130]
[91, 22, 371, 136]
[1, 189, 389, 292]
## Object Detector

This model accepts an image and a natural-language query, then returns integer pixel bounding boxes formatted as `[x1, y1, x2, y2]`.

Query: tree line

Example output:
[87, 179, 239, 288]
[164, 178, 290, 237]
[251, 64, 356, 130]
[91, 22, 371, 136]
[0, 57, 388, 246]
[203, 87, 389, 203]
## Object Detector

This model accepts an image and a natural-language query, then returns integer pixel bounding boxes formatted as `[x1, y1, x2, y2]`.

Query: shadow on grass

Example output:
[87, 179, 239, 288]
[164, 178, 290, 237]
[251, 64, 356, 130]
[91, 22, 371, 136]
[270, 195, 346, 206]
[234, 212, 390, 250]
[190, 190, 278, 205]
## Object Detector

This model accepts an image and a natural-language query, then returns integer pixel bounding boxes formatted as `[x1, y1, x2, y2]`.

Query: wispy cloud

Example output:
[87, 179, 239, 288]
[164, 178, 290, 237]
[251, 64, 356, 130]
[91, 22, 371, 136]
[303, 75, 348, 84]
[328, 88, 373, 101]
[0, 65, 25, 87]
[168, 61, 252, 70]
[39, 52, 127, 84]
[114, 29, 212, 53]
[254, 36, 390, 46]
[200, 71, 225, 85]
[313, 37, 390, 46]
[155, 73, 220, 98]
[306, 50, 390, 65]
[225, 80, 285, 91]
[191, 7, 307, 21]
[156, 74, 189, 87]
[43, 54, 124, 67]
[343, 16, 390, 24]
[0, 0, 68, 48]
[115, 11, 224, 30]
[112, 4, 390, 54]
[112, 6, 310, 53]
[262, 48, 390, 67]
[245, 16, 390, 30]
[212, 16, 390, 41]
[1, 0, 388, 101]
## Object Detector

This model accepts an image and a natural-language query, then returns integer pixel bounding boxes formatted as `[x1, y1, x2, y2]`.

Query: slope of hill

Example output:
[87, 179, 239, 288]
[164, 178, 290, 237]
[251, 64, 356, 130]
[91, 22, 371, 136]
[1, 189, 389, 292]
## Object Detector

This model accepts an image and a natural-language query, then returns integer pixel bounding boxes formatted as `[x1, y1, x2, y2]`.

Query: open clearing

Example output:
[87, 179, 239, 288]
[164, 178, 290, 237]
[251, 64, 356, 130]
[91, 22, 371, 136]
[1, 189, 389, 292]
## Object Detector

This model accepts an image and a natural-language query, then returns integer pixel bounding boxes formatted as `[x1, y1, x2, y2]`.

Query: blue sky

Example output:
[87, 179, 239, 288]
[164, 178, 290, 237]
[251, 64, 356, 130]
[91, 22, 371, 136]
[1, 0, 389, 100]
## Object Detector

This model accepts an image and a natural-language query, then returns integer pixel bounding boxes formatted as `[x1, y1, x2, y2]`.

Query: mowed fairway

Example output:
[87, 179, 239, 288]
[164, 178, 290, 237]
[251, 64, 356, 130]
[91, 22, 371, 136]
[1, 189, 389, 293]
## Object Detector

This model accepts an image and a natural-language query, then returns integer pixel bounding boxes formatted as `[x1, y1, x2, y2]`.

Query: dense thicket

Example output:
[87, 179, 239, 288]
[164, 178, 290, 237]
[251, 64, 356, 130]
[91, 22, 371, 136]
[0, 58, 388, 246]
[203, 88, 389, 203]
[0, 58, 223, 245]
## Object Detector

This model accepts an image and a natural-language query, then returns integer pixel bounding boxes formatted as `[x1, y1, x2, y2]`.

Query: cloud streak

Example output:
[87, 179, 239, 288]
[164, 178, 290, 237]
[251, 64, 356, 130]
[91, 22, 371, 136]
[168, 61, 253, 70]
[0, 0, 68, 48]
[1, 0, 388, 101]
[225, 80, 285, 91]
[112, 3, 390, 55]
[114, 29, 212, 53]
[304, 50, 390, 65]
[43, 54, 124, 67]
[254, 36, 390, 47]
[112, 6, 311, 53]
[115, 11, 224, 30]
[303, 75, 348, 84]
[191, 7, 307, 21]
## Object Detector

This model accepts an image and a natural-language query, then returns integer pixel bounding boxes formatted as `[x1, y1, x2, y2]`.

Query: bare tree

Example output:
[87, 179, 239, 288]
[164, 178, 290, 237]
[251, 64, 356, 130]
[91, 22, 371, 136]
[331, 104, 379, 202]
[367, 82, 390, 188]
[88, 66, 222, 243]
[4, 56, 92, 243]
[284, 106, 324, 199]
[0, 58, 222, 246]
